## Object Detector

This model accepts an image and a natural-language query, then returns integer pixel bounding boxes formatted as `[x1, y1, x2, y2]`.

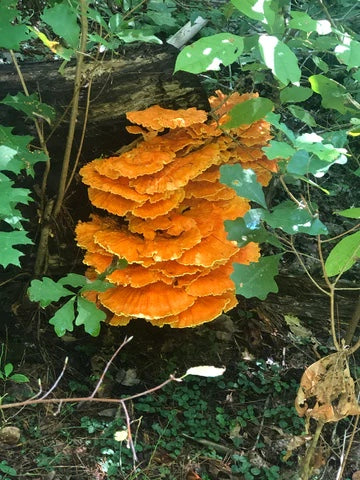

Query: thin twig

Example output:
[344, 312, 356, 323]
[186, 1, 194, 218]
[347, 337, 360, 356]
[90, 337, 133, 398]
[0, 272, 30, 287]
[64, 76, 93, 194]
[40, 356, 68, 400]
[317, 236, 340, 351]
[345, 295, 360, 345]
[252, 395, 270, 450]
[0, 375, 179, 411]
[320, 223, 360, 243]
[0, 335, 180, 412]
[335, 415, 359, 480]
[301, 420, 325, 480]
[121, 399, 138, 465]
[279, 175, 303, 208]
[9, 50, 51, 207]
[317, 0, 338, 30]
[289, 237, 329, 296]
[4, 379, 43, 423]
[53, 0, 88, 218]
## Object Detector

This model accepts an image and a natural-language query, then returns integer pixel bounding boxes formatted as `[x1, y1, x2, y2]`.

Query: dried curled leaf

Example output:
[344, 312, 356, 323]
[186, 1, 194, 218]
[295, 351, 360, 422]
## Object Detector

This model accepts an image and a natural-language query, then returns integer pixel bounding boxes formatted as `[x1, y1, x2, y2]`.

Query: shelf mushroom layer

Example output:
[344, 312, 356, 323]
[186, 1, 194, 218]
[76, 91, 277, 328]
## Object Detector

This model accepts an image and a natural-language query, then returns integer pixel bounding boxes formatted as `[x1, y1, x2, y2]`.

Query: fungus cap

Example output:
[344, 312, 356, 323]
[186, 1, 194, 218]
[126, 105, 207, 131]
[99, 281, 196, 319]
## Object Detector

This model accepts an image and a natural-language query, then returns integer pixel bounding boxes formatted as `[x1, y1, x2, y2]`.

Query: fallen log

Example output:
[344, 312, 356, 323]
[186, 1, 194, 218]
[0, 45, 209, 160]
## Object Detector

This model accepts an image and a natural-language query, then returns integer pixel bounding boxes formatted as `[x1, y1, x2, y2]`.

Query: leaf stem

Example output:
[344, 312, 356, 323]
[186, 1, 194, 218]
[53, 0, 88, 218]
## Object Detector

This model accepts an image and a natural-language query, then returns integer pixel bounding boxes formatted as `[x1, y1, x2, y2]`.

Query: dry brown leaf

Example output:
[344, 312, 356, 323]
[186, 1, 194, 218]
[295, 351, 360, 422]
[283, 434, 311, 461]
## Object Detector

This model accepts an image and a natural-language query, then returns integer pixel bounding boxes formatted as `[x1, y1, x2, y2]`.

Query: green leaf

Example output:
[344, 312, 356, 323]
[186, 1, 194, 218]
[265, 112, 296, 142]
[0, 1, 30, 50]
[312, 55, 329, 73]
[75, 297, 106, 337]
[146, 3, 177, 28]
[88, 33, 120, 51]
[348, 124, 360, 137]
[1, 93, 56, 124]
[325, 231, 360, 277]
[287, 105, 316, 127]
[289, 11, 331, 35]
[335, 37, 360, 70]
[262, 200, 328, 235]
[0, 0, 20, 23]
[336, 208, 360, 219]
[174, 33, 244, 74]
[0, 176, 31, 220]
[288, 11, 317, 32]
[115, 29, 162, 44]
[352, 70, 360, 82]
[287, 149, 347, 178]
[220, 164, 267, 208]
[322, 129, 348, 148]
[294, 133, 346, 161]
[0, 460, 17, 476]
[232, 255, 280, 300]
[231, 0, 282, 34]
[250, 467, 262, 475]
[231, 0, 267, 22]
[225, 210, 281, 247]
[287, 133, 348, 177]
[309, 74, 358, 114]
[0, 146, 18, 172]
[58, 273, 87, 288]
[280, 86, 313, 104]
[0, 126, 47, 176]
[49, 298, 76, 337]
[28, 277, 74, 308]
[258, 35, 301, 86]
[80, 279, 116, 293]
[223, 97, 273, 128]
[108, 13, 124, 32]
[0, 24, 29, 50]
[262, 140, 295, 160]
[41, 1, 80, 49]
[9, 373, 29, 383]
[0, 230, 33, 268]
[4, 363, 13, 377]
[87, 7, 108, 30]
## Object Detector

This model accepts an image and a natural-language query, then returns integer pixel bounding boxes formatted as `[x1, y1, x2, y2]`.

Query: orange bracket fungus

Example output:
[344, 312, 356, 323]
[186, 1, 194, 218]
[76, 91, 277, 328]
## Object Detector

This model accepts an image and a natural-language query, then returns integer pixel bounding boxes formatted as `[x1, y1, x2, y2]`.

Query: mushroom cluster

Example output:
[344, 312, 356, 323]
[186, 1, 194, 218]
[75, 91, 277, 328]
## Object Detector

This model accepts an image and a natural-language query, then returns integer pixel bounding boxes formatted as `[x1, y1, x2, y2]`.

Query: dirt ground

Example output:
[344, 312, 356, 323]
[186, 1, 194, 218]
[1, 283, 359, 480]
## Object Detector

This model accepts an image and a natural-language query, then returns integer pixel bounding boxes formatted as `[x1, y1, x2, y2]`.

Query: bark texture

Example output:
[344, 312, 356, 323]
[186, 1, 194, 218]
[0, 45, 209, 159]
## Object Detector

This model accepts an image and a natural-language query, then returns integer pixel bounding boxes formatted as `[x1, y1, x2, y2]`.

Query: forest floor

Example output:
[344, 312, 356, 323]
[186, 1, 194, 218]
[1, 280, 359, 480]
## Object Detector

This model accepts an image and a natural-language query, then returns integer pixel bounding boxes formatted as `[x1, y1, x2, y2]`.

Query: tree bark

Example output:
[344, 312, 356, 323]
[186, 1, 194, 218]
[0, 45, 209, 161]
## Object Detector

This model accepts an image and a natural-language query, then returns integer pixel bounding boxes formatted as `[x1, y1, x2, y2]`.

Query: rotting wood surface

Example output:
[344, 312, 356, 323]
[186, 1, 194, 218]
[242, 274, 358, 335]
[0, 45, 209, 159]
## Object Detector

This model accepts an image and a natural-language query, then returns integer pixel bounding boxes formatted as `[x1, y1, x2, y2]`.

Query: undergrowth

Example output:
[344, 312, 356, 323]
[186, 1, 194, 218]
[74, 358, 303, 479]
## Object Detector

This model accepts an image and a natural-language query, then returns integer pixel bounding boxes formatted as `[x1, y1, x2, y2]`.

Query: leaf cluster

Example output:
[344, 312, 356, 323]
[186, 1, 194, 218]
[27, 273, 114, 337]
[175, 0, 360, 301]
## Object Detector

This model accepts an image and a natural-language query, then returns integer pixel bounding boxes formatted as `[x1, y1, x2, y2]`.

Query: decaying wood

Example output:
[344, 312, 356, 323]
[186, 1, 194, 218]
[0, 45, 209, 159]
[242, 274, 358, 338]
